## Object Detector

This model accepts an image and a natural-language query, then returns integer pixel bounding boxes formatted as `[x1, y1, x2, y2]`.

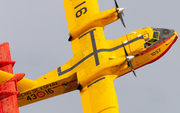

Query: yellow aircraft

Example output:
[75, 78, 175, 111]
[0, 0, 178, 113]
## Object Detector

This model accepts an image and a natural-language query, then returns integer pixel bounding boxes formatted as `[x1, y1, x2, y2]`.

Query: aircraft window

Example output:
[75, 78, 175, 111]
[153, 32, 159, 39]
[148, 39, 158, 43]
[144, 39, 158, 48]
[144, 42, 151, 48]
[153, 28, 158, 31]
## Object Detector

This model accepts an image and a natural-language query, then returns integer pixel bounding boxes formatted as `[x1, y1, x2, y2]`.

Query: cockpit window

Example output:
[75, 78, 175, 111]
[148, 39, 158, 43]
[153, 32, 159, 39]
[144, 39, 158, 48]
[153, 28, 158, 31]
[144, 30, 160, 48]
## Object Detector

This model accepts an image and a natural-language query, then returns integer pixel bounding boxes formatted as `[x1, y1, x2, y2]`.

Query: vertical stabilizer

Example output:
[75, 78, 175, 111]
[0, 43, 15, 74]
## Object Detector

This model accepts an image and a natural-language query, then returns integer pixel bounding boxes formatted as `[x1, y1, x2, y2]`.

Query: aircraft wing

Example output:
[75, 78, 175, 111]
[63, 1, 123, 112]
[63, 0, 100, 32]
[80, 75, 119, 113]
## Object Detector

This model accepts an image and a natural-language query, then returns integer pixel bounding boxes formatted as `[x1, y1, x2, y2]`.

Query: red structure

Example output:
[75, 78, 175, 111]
[0, 43, 24, 113]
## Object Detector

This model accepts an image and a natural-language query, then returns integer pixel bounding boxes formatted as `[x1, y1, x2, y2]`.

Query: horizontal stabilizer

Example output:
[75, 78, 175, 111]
[0, 70, 14, 85]
[17, 78, 37, 92]
[0, 70, 37, 93]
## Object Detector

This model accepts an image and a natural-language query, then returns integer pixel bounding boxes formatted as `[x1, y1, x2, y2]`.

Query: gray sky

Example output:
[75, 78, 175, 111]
[0, 0, 180, 113]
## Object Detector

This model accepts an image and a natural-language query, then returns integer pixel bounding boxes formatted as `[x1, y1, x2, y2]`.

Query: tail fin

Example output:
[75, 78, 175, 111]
[0, 42, 15, 73]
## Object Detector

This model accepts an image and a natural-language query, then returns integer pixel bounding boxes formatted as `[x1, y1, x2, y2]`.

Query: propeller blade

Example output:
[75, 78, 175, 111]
[114, 0, 126, 28]
[118, 13, 126, 28]
[128, 61, 137, 77]
[122, 42, 137, 77]
[122, 42, 128, 56]
[114, 0, 119, 8]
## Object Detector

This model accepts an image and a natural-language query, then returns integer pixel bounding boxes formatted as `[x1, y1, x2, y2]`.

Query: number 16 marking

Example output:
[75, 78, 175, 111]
[74, 1, 87, 18]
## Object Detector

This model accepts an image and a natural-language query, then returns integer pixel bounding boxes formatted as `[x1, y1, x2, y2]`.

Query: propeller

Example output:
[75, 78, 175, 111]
[114, 0, 126, 28]
[122, 42, 137, 77]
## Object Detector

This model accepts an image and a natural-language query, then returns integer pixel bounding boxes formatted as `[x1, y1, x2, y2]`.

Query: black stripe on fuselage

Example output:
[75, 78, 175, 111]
[58, 29, 144, 76]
